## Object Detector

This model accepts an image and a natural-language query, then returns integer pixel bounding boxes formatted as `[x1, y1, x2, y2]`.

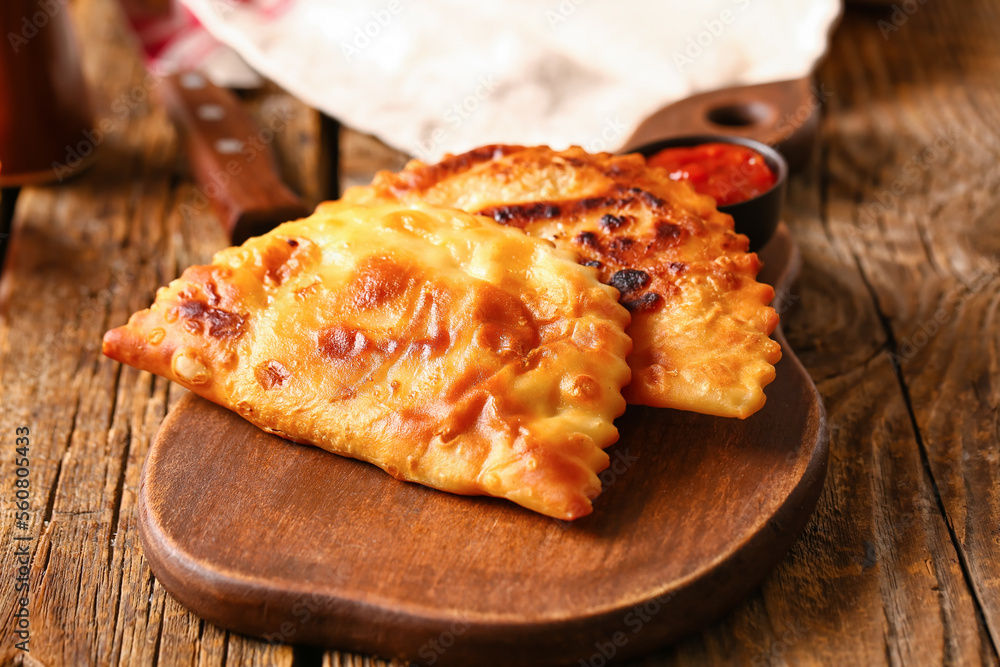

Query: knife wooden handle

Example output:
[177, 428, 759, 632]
[160, 72, 310, 244]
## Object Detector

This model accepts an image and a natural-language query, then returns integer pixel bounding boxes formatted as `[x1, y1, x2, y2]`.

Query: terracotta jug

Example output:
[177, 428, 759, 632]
[0, 0, 95, 185]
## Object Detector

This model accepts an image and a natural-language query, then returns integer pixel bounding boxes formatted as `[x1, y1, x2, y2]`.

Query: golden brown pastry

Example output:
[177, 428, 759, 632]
[337, 145, 781, 419]
[103, 203, 632, 520]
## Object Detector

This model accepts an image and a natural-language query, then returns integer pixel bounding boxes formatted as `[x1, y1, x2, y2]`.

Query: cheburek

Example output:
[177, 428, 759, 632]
[338, 145, 781, 418]
[103, 203, 632, 520]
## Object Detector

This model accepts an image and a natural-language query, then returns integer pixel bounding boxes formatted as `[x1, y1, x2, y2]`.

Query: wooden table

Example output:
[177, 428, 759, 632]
[2, 0, 998, 664]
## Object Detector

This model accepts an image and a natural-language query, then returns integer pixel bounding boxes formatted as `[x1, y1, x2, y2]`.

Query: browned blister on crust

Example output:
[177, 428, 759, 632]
[104, 203, 632, 520]
[336, 145, 781, 419]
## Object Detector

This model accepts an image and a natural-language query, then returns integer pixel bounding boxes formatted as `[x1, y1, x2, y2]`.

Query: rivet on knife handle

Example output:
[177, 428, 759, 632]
[160, 72, 311, 244]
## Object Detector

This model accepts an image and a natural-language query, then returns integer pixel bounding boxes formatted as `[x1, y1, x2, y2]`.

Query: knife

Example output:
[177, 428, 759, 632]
[159, 71, 312, 244]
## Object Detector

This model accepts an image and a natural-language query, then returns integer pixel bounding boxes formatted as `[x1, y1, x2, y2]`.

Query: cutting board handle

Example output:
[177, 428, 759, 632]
[160, 72, 310, 244]
[620, 78, 821, 170]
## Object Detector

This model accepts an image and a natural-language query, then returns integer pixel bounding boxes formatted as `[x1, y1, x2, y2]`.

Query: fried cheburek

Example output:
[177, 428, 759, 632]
[337, 145, 781, 419]
[103, 203, 632, 520]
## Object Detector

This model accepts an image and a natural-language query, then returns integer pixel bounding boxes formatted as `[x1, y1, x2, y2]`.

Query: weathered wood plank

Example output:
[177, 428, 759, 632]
[818, 1, 1000, 658]
[0, 0, 293, 664]
[2, 0, 999, 664]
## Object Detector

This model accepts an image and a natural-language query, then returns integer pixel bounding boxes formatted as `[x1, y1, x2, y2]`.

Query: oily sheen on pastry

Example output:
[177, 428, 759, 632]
[338, 145, 781, 419]
[103, 203, 632, 520]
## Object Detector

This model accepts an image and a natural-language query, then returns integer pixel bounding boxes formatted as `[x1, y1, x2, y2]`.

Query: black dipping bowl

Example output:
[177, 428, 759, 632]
[630, 134, 788, 252]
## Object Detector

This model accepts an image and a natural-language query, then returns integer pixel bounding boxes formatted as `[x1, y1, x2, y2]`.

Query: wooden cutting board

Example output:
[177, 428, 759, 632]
[138, 220, 828, 667]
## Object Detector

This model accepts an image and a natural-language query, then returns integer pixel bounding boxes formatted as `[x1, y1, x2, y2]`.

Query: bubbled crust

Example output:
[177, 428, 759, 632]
[337, 145, 781, 419]
[103, 203, 632, 520]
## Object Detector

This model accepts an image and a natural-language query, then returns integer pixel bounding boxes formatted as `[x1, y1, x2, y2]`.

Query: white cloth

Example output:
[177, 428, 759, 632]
[182, 0, 841, 160]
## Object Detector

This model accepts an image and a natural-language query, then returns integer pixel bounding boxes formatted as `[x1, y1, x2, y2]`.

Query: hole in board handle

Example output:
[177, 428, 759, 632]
[706, 102, 771, 127]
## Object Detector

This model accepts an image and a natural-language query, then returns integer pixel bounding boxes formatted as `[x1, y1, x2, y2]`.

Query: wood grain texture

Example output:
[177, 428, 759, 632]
[0, 0, 297, 665]
[1, 0, 999, 664]
[820, 1, 1000, 656]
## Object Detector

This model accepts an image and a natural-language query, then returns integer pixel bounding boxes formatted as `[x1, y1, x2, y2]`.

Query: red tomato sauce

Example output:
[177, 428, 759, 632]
[647, 143, 777, 206]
